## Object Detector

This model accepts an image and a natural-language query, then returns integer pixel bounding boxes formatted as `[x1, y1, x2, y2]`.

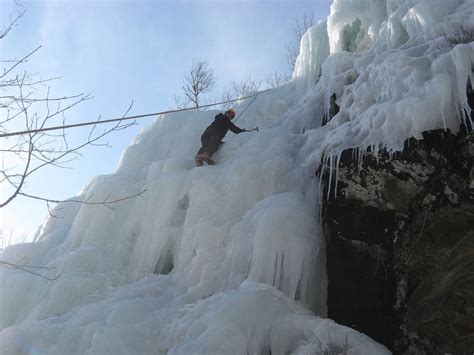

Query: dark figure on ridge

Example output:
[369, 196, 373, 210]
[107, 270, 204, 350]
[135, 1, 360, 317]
[195, 108, 254, 166]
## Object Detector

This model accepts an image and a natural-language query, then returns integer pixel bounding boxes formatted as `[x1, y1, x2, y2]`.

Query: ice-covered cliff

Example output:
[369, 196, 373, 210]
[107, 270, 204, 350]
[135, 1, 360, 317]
[1, 0, 472, 354]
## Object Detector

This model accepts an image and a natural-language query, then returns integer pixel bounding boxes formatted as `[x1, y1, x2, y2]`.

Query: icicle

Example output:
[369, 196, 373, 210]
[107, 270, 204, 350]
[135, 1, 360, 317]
[334, 152, 342, 198]
[326, 155, 334, 200]
[272, 251, 279, 288]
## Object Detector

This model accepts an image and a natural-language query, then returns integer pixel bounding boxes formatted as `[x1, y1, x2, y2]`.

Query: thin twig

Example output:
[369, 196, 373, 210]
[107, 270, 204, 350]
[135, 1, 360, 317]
[18, 189, 147, 208]
[1, 46, 41, 79]
[0, 260, 59, 281]
[0, 10, 26, 39]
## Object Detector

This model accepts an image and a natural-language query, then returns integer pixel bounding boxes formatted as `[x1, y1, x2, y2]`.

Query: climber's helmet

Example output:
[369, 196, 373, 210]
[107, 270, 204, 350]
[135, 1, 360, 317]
[225, 108, 236, 119]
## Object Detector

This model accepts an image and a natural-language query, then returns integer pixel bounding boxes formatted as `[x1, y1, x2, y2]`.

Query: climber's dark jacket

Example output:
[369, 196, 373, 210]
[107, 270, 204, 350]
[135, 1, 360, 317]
[203, 113, 246, 139]
[197, 113, 246, 156]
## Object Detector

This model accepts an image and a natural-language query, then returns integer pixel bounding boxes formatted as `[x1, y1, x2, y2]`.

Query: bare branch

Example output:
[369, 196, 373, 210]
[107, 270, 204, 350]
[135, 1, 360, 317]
[182, 60, 215, 110]
[266, 72, 291, 88]
[219, 77, 262, 110]
[0, 93, 85, 103]
[1, 46, 41, 79]
[0, 13, 137, 212]
[0, 139, 33, 207]
[18, 189, 148, 214]
[0, 260, 60, 281]
[0, 9, 26, 39]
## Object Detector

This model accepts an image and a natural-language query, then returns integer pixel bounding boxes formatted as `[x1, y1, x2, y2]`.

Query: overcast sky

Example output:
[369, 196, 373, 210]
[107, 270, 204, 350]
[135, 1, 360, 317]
[0, 0, 332, 244]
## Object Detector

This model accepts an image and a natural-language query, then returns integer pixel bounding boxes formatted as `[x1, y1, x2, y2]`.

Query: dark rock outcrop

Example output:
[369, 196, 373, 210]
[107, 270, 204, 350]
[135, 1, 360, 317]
[322, 128, 474, 353]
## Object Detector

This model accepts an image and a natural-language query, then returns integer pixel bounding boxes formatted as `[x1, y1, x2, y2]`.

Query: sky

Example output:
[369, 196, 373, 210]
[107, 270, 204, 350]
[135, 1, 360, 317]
[0, 0, 332, 245]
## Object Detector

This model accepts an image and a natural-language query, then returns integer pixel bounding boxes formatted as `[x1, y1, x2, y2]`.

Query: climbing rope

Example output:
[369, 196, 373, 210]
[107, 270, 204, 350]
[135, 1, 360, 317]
[0, 90, 268, 139]
[233, 92, 259, 124]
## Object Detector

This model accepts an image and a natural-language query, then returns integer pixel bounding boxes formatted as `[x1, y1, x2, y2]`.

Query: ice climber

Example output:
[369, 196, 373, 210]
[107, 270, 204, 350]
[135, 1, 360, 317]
[195, 108, 255, 166]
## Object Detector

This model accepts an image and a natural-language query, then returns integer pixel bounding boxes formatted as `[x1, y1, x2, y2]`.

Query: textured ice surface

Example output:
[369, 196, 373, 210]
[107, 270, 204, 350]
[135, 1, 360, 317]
[2, 0, 473, 353]
[293, 19, 330, 88]
[0, 83, 385, 353]
[299, 0, 474, 163]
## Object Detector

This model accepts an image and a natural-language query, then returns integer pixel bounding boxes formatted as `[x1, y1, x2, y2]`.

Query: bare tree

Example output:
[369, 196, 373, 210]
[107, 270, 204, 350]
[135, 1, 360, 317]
[181, 60, 216, 110]
[218, 90, 234, 111]
[265, 72, 291, 89]
[0, 9, 143, 211]
[173, 94, 187, 110]
[219, 77, 262, 110]
[286, 12, 315, 73]
[231, 77, 262, 98]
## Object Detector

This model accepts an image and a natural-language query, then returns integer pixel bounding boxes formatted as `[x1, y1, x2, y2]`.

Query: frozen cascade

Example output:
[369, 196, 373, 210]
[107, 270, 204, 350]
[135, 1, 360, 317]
[292, 19, 330, 88]
[300, 0, 473, 165]
[1, 0, 473, 353]
[0, 82, 387, 353]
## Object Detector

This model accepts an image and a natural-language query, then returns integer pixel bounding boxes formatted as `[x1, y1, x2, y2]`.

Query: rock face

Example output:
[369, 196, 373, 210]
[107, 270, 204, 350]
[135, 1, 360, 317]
[322, 128, 474, 353]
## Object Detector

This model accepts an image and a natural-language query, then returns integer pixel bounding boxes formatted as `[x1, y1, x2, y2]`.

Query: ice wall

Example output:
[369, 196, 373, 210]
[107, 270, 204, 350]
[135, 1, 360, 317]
[292, 19, 330, 87]
[0, 79, 387, 353]
[2, 0, 472, 353]
[328, 0, 387, 53]
[294, 0, 473, 161]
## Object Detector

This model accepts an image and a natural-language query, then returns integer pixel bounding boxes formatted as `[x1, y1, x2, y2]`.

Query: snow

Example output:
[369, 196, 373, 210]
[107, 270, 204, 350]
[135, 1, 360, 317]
[1, 0, 473, 353]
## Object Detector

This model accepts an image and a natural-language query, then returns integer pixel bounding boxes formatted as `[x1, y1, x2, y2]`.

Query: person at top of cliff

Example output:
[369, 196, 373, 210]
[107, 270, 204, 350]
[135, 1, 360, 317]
[195, 108, 257, 166]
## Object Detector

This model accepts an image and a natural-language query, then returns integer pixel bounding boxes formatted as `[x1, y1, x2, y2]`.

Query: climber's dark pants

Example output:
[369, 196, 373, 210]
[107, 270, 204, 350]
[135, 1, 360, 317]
[196, 133, 223, 157]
